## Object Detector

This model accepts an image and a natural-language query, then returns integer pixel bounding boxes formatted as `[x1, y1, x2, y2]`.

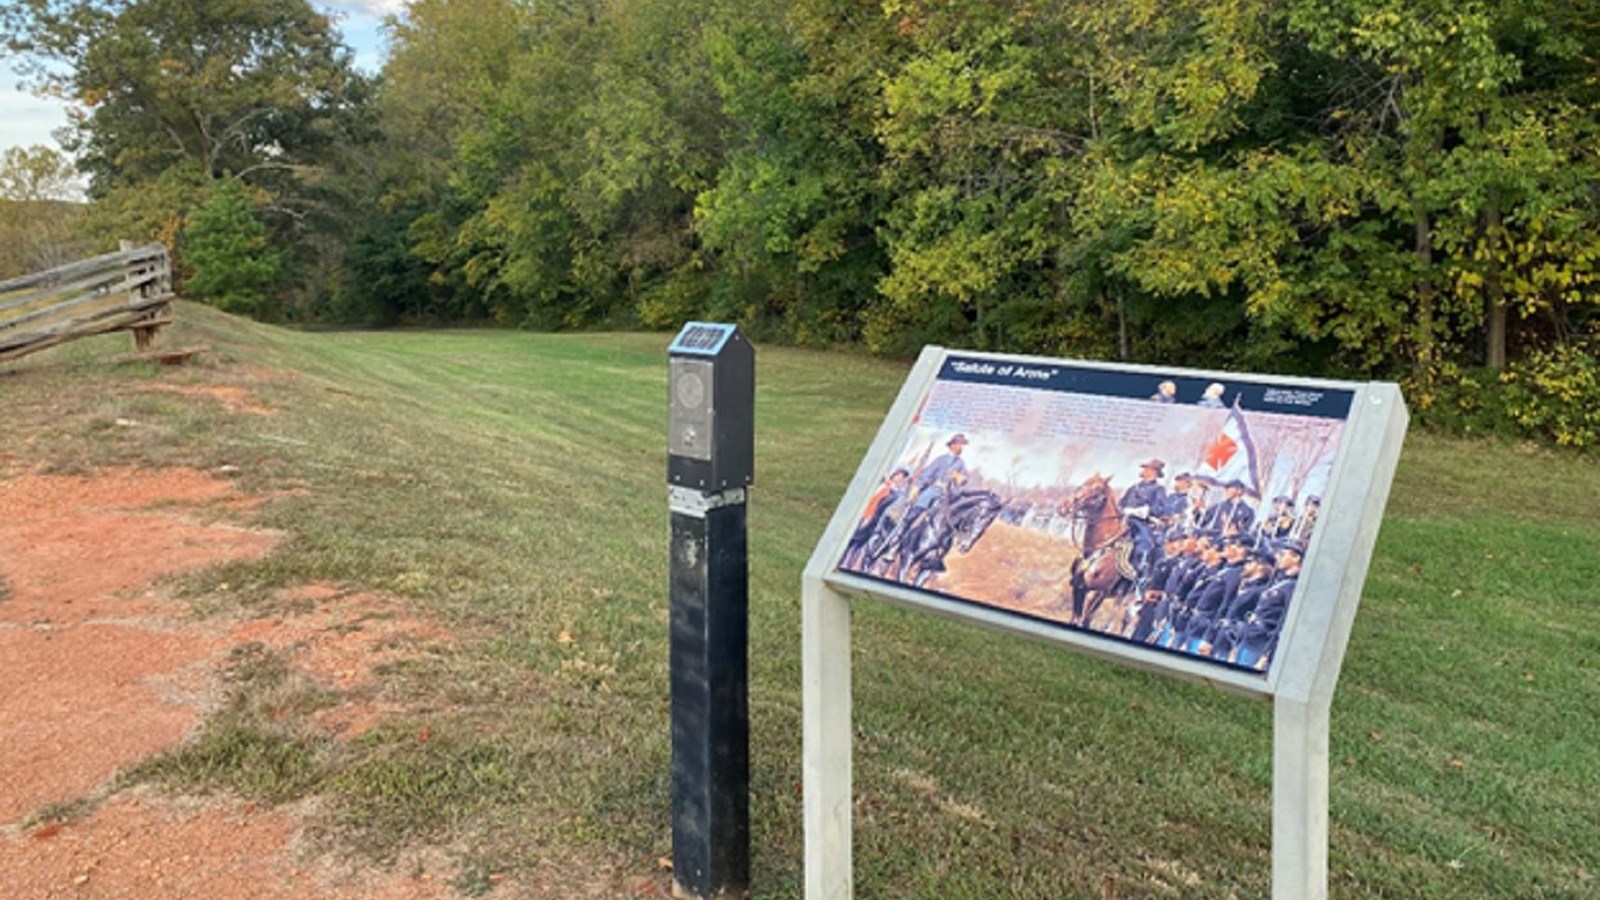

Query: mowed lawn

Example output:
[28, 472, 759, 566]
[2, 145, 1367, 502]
[2, 302, 1596, 898]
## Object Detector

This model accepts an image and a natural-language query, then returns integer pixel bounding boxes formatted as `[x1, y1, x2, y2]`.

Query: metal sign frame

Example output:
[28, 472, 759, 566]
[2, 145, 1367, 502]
[801, 346, 1408, 899]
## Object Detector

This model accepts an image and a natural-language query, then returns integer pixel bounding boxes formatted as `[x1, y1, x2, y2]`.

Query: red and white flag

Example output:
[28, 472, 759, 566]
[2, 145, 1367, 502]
[1196, 402, 1262, 498]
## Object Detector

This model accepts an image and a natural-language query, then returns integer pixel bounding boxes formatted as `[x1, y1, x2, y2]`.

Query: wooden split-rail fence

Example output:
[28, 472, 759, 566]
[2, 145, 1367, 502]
[0, 241, 176, 364]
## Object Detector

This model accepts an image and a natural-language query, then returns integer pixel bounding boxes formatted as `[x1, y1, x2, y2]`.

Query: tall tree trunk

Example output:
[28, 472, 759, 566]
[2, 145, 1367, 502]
[975, 290, 986, 350]
[1413, 197, 1435, 377]
[1116, 284, 1129, 361]
[1484, 188, 1507, 370]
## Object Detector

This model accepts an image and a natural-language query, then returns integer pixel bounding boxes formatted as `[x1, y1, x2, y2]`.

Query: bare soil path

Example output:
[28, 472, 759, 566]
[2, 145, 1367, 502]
[0, 466, 455, 898]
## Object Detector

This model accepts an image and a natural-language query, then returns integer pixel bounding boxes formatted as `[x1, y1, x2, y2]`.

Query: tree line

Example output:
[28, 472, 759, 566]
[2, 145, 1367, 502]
[5, 0, 1598, 438]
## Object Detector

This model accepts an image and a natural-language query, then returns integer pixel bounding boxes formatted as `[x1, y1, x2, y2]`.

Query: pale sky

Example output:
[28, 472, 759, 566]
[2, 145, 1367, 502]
[0, 2, 400, 159]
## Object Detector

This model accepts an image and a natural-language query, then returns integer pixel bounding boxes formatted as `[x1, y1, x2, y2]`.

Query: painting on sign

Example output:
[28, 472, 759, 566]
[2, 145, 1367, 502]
[837, 357, 1354, 675]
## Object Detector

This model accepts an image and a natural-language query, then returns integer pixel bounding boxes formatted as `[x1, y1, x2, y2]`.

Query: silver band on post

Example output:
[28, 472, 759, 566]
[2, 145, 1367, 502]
[668, 485, 748, 517]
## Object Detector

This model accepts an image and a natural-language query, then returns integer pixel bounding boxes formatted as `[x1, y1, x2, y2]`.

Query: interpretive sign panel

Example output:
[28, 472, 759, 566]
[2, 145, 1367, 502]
[803, 346, 1408, 900]
[834, 354, 1353, 679]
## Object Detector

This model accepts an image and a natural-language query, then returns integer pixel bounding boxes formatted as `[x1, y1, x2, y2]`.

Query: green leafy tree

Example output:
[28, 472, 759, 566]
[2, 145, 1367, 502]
[1068, 0, 1600, 378]
[693, 3, 892, 343]
[871, 2, 1082, 353]
[369, 0, 594, 324]
[181, 179, 281, 316]
[356, 0, 524, 321]
[3, 0, 366, 192]
[30, 0, 1576, 390]
[376, 0, 754, 329]
[3, 0, 372, 315]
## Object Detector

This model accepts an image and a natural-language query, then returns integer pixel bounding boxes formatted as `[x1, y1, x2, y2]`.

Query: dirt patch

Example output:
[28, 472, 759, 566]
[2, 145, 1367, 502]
[234, 585, 454, 692]
[0, 468, 278, 625]
[0, 623, 220, 826]
[138, 382, 277, 416]
[0, 510, 276, 624]
[4, 792, 450, 899]
[0, 467, 237, 517]
[0, 466, 462, 898]
[0, 468, 277, 821]
[231, 585, 454, 741]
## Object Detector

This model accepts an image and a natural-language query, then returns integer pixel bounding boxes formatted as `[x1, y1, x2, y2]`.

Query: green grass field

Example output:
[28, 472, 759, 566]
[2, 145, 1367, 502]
[3, 302, 1597, 898]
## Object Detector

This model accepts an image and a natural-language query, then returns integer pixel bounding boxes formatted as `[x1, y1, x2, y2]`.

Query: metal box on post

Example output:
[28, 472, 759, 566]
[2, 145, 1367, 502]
[669, 323, 755, 491]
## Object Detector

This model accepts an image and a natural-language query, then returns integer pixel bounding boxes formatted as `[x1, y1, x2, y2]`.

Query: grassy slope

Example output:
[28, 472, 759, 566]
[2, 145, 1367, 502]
[1, 303, 1596, 898]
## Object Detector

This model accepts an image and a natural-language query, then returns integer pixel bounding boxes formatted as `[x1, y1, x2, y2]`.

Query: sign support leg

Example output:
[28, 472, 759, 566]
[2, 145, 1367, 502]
[1272, 694, 1331, 900]
[803, 574, 852, 900]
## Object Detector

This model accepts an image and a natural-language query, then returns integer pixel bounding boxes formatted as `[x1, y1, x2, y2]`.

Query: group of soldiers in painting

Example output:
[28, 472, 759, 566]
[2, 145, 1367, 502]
[846, 430, 1324, 671]
[1090, 456, 1318, 669]
[848, 433, 969, 565]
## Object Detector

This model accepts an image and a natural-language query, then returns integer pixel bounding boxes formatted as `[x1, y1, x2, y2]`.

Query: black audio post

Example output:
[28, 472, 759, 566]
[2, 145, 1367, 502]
[666, 322, 754, 900]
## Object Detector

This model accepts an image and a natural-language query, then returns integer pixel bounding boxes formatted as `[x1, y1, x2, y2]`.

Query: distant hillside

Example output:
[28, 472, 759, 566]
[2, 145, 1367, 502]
[0, 198, 89, 280]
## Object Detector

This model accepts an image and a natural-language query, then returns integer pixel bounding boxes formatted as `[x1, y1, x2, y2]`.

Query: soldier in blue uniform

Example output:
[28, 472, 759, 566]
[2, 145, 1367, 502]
[1293, 495, 1321, 541]
[1161, 472, 1194, 534]
[1161, 531, 1222, 648]
[1150, 531, 1195, 641]
[1235, 540, 1305, 670]
[1207, 546, 1276, 660]
[878, 434, 969, 567]
[1131, 531, 1187, 643]
[1150, 530, 1200, 646]
[1202, 479, 1256, 536]
[1119, 458, 1167, 579]
[910, 433, 969, 514]
[1180, 535, 1249, 654]
[844, 468, 910, 569]
[1258, 495, 1296, 544]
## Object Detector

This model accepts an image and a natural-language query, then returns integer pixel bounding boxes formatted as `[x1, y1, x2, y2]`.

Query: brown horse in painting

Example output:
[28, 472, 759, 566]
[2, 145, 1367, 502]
[1060, 475, 1136, 629]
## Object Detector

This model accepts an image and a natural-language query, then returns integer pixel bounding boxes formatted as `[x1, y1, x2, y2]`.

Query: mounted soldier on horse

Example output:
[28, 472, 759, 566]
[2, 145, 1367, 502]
[848, 433, 1005, 587]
